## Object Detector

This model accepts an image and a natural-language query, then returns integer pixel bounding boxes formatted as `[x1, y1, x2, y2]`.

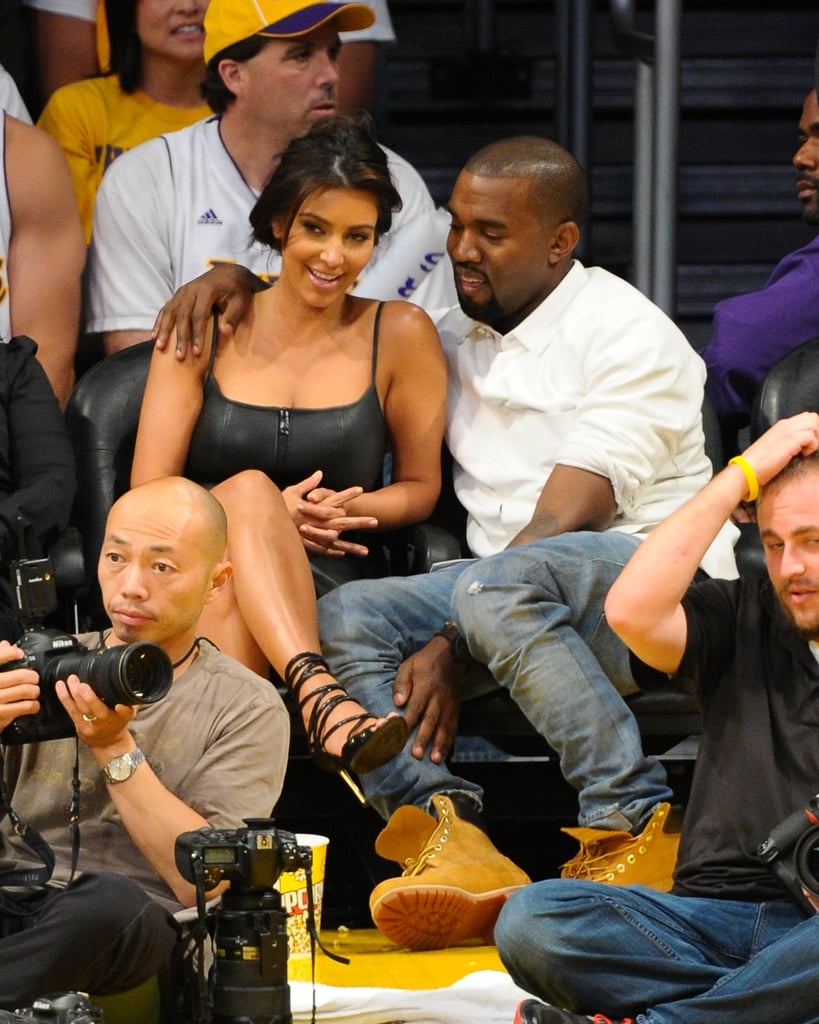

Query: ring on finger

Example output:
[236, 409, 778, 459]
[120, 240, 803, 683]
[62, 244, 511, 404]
[82, 713, 98, 723]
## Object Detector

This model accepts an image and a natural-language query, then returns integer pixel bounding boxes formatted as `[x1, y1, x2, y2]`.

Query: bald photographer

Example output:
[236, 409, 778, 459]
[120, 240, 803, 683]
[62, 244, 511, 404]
[0, 477, 289, 1009]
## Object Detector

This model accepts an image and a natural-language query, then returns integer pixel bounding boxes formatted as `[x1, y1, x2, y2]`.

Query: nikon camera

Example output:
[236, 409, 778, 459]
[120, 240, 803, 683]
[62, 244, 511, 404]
[175, 820, 313, 1024]
[0, 992, 103, 1022]
[0, 556, 172, 744]
[757, 794, 819, 913]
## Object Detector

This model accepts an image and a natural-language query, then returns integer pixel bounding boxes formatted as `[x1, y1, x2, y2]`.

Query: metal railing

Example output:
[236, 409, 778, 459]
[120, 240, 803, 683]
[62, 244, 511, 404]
[610, 0, 682, 315]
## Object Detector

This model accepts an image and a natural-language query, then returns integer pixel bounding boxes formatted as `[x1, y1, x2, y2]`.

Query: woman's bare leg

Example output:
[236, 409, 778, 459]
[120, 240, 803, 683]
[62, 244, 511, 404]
[197, 471, 400, 761]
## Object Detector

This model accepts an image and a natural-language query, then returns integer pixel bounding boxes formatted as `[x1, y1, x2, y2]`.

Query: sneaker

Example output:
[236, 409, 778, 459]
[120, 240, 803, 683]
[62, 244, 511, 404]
[514, 999, 635, 1024]
[369, 794, 531, 950]
[560, 802, 681, 891]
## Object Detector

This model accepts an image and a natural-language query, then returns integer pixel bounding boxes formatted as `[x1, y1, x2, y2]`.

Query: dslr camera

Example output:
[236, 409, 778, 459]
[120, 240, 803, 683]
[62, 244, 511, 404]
[175, 819, 313, 1024]
[175, 819, 311, 894]
[0, 556, 172, 744]
[757, 793, 819, 913]
[0, 992, 103, 1022]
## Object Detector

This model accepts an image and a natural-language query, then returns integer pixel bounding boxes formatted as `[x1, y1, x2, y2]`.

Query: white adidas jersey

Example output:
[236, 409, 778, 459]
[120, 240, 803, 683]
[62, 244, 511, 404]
[85, 116, 455, 335]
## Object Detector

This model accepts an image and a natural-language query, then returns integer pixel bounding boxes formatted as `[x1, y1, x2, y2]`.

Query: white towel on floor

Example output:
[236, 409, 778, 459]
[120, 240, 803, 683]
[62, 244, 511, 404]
[289, 969, 533, 1023]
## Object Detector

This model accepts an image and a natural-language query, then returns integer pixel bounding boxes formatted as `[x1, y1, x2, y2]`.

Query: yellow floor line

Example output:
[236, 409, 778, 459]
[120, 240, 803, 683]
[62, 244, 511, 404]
[290, 928, 507, 989]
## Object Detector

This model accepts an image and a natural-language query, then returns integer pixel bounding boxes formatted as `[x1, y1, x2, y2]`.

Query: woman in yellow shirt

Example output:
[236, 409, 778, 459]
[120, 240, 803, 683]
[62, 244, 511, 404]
[37, 0, 210, 243]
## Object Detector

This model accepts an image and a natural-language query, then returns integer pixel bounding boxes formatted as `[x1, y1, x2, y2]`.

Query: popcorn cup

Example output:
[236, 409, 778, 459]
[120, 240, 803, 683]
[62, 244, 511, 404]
[275, 833, 328, 980]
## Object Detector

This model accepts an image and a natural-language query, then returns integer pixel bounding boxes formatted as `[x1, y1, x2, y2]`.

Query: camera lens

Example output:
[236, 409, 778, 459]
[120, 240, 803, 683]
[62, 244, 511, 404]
[794, 823, 819, 897]
[43, 642, 173, 708]
[115, 642, 173, 703]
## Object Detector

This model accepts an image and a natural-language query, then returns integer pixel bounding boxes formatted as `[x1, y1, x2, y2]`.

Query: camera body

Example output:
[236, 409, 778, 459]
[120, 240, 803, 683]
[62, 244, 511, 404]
[757, 794, 819, 913]
[0, 555, 172, 744]
[175, 819, 311, 892]
[0, 628, 173, 745]
[2, 992, 103, 1022]
[175, 819, 312, 1024]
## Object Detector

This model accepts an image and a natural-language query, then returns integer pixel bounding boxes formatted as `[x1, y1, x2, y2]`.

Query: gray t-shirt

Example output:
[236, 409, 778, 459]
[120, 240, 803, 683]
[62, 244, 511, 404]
[0, 635, 290, 912]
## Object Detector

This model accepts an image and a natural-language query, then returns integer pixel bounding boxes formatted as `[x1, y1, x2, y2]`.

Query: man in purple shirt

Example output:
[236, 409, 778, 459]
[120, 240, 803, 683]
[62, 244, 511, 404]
[702, 89, 819, 444]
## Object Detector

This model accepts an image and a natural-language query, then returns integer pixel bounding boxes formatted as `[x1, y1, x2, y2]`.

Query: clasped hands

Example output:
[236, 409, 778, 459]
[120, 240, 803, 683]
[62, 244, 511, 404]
[283, 469, 378, 557]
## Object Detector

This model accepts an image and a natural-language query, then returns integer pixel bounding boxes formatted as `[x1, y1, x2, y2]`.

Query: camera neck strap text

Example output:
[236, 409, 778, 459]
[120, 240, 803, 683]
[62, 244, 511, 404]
[0, 738, 82, 889]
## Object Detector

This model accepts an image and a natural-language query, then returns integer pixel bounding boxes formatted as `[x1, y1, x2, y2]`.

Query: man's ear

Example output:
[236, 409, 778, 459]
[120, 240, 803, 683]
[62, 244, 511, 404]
[548, 220, 580, 265]
[217, 58, 246, 97]
[204, 561, 233, 605]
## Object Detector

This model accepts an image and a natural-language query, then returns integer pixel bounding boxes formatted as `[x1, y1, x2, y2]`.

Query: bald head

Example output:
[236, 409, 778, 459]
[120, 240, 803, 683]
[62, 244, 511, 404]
[108, 477, 227, 568]
[100, 478, 231, 649]
[463, 136, 589, 228]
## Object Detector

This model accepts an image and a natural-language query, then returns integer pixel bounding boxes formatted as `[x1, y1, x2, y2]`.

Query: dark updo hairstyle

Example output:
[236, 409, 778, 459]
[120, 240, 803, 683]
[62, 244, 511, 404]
[249, 114, 402, 253]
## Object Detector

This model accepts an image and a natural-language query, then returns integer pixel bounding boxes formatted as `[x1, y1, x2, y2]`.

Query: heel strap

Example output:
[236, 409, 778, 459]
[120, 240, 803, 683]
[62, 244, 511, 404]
[283, 652, 373, 754]
[284, 651, 330, 697]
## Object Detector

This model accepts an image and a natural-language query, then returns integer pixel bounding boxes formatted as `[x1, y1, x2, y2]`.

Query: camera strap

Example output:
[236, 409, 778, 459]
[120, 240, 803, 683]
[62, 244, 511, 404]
[0, 748, 55, 889]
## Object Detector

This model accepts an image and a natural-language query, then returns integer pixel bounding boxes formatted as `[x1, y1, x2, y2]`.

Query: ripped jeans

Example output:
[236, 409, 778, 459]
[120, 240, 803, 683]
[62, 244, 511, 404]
[318, 531, 672, 828]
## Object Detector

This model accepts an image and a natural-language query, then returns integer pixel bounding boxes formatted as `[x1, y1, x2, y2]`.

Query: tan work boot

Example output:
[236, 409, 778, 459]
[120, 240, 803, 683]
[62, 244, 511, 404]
[369, 793, 531, 950]
[560, 802, 682, 892]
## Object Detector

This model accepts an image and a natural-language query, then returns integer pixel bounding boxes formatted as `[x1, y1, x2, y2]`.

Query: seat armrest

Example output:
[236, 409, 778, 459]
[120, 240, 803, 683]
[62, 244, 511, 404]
[406, 523, 464, 574]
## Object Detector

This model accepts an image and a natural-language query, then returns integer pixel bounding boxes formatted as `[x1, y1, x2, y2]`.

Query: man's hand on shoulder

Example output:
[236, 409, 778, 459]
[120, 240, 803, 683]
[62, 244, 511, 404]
[393, 637, 466, 763]
[152, 264, 265, 360]
[0, 641, 40, 730]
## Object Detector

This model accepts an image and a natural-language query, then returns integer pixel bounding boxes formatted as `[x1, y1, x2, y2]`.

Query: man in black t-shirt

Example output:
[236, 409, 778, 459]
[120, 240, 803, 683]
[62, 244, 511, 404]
[499, 412, 819, 1024]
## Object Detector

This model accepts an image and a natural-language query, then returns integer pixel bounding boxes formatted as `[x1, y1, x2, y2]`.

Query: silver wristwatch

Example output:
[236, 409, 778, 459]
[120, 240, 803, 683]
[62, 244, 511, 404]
[101, 748, 146, 785]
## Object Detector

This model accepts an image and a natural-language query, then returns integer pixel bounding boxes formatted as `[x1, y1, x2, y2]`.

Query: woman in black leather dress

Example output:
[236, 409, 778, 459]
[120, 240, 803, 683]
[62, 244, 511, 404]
[131, 116, 446, 778]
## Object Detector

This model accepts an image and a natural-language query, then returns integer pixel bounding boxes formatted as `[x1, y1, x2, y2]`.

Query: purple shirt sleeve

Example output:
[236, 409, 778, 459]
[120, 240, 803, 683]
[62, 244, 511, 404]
[702, 234, 819, 419]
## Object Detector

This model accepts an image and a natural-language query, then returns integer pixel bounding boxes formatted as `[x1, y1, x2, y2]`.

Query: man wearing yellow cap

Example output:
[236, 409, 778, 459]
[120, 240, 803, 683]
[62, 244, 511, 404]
[85, 0, 452, 355]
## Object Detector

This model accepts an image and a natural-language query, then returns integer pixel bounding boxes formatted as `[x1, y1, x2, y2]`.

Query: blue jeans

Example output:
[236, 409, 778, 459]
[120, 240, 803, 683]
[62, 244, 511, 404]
[495, 880, 818, 1024]
[318, 530, 672, 828]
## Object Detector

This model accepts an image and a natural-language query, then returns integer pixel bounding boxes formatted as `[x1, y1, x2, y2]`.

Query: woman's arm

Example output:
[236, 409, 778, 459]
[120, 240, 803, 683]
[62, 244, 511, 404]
[131, 326, 211, 486]
[344, 300, 446, 530]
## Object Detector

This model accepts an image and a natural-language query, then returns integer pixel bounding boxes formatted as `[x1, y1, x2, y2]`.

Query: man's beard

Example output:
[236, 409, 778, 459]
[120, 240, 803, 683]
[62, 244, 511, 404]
[457, 289, 505, 329]
[777, 584, 819, 640]
[802, 204, 819, 227]
[800, 176, 819, 226]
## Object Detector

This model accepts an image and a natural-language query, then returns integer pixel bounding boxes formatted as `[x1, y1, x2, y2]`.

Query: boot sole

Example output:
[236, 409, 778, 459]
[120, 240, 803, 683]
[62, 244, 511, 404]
[370, 883, 520, 951]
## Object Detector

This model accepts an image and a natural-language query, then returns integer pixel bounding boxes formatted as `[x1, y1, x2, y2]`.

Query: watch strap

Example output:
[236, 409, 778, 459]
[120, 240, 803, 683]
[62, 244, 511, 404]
[433, 620, 471, 664]
[101, 748, 146, 785]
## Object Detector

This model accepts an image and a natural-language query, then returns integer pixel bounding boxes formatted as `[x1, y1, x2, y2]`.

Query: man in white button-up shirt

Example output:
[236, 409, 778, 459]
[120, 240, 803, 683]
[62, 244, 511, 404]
[147, 133, 739, 952]
[318, 134, 738, 951]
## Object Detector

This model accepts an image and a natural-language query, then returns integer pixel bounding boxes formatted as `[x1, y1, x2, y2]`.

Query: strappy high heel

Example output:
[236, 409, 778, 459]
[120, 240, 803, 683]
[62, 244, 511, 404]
[285, 652, 409, 797]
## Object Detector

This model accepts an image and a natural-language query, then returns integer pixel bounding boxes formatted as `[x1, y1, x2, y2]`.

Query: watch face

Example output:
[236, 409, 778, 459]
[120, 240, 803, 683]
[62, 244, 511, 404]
[107, 757, 132, 782]
[104, 750, 143, 783]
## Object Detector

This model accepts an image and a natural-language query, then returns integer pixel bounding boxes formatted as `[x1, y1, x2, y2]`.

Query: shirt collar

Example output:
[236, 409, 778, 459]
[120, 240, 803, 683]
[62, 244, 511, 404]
[444, 260, 588, 354]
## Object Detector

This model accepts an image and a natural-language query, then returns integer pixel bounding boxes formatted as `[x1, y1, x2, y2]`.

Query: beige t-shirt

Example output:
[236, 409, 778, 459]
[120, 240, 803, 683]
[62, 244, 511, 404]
[0, 636, 290, 912]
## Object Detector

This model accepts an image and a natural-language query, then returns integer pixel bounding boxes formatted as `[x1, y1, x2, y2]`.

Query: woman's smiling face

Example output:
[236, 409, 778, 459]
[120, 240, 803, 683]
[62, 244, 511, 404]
[277, 185, 379, 304]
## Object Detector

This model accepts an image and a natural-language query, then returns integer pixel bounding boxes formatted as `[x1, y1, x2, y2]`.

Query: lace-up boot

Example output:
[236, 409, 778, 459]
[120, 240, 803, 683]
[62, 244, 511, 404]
[560, 801, 681, 891]
[369, 793, 531, 950]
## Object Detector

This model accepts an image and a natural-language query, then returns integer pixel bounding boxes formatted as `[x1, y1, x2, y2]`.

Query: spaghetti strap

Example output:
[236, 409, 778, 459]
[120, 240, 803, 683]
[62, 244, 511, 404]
[371, 302, 384, 382]
[207, 314, 221, 374]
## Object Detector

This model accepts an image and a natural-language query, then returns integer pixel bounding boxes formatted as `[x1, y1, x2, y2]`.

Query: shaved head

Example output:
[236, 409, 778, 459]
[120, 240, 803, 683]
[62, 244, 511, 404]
[463, 136, 589, 228]
[108, 477, 227, 569]
[100, 478, 232, 651]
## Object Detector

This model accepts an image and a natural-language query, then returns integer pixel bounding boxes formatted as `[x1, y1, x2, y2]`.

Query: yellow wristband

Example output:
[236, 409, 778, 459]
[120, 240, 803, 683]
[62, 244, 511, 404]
[728, 455, 760, 502]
